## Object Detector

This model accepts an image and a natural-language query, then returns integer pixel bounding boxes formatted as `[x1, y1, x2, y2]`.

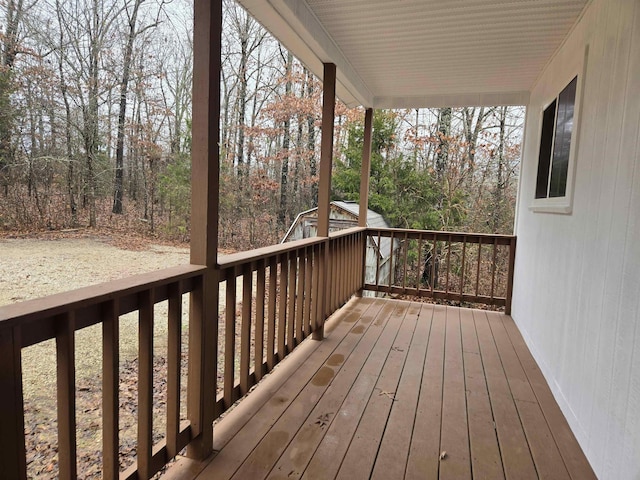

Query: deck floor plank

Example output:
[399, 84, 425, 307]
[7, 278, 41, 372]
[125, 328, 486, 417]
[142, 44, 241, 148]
[460, 307, 505, 480]
[487, 311, 570, 479]
[370, 303, 431, 480]
[300, 302, 417, 480]
[334, 302, 417, 480]
[200, 298, 381, 480]
[498, 314, 597, 480]
[265, 301, 410, 479]
[170, 299, 596, 480]
[405, 304, 447, 480]
[227, 298, 391, 480]
[473, 309, 538, 480]
[439, 306, 472, 479]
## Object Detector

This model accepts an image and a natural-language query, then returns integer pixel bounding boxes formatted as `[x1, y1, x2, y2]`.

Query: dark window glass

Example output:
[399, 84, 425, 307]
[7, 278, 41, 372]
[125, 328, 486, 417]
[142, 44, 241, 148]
[535, 100, 557, 199]
[549, 76, 577, 197]
[535, 76, 578, 201]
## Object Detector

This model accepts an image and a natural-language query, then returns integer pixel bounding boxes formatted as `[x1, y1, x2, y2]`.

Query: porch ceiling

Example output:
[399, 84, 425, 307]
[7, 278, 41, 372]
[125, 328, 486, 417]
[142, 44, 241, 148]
[235, 0, 590, 108]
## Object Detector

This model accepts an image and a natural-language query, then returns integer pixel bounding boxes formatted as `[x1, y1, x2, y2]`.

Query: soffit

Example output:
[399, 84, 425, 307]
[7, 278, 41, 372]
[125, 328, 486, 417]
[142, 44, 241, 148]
[236, 0, 590, 108]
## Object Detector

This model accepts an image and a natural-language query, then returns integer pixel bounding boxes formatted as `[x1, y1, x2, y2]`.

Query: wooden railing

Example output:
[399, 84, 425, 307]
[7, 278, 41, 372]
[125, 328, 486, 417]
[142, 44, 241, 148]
[0, 264, 206, 479]
[0, 228, 366, 480]
[364, 228, 517, 313]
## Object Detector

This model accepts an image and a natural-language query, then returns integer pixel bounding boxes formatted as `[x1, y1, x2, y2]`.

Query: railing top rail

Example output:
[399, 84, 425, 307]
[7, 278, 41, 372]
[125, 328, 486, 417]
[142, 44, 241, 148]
[366, 227, 515, 244]
[328, 226, 366, 240]
[218, 236, 325, 270]
[0, 264, 206, 328]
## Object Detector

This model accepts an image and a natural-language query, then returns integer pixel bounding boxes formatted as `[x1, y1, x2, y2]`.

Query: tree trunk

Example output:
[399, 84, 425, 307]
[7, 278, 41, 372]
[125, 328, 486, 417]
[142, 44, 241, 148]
[306, 69, 317, 206]
[278, 51, 293, 229]
[113, 0, 144, 214]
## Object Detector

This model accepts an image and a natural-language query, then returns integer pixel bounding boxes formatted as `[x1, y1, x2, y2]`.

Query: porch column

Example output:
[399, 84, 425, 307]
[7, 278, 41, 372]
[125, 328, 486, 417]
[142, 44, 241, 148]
[358, 108, 373, 227]
[187, 0, 221, 459]
[314, 63, 336, 341]
[358, 108, 373, 294]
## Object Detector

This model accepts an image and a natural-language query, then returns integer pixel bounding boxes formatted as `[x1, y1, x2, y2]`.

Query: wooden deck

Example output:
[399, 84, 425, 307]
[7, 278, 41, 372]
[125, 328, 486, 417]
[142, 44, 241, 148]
[165, 297, 596, 480]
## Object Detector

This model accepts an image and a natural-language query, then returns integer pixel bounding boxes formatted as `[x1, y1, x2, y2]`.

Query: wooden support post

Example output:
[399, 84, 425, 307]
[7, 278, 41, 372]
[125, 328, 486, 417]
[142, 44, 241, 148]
[505, 236, 517, 315]
[314, 63, 336, 341]
[187, 0, 221, 460]
[359, 108, 373, 227]
[358, 108, 373, 295]
[0, 326, 26, 479]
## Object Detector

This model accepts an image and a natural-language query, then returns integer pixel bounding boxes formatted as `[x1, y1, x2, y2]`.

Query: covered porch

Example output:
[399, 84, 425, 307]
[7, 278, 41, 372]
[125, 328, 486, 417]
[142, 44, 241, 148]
[0, 0, 610, 478]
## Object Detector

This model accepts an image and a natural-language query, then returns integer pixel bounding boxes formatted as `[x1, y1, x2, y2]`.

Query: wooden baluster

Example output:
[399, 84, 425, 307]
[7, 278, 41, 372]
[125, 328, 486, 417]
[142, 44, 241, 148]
[287, 251, 297, 353]
[0, 326, 27, 479]
[375, 230, 381, 287]
[312, 245, 321, 333]
[431, 233, 437, 294]
[475, 238, 482, 297]
[102, 300, 119, 479]
[240, 264, 252, 395]
[278, 255, 288, 360]
[56, 312, 77, 480]
[166, 283, 182, 459]
[460, 237, 467, 301]
[388, 231, 395, 288]
[490, 237, 498, 302]
[224, 267, 236, 408]
[304, 247, 313, 337]
[402, 232, 409, 292]
[267, 257, 277, 370]
[138, 290, 154, 479]
[296, 249, 305, 344]
[445, 235, 452, 294]
[255, 259, 266, 380]
[417, 233, 423, 293]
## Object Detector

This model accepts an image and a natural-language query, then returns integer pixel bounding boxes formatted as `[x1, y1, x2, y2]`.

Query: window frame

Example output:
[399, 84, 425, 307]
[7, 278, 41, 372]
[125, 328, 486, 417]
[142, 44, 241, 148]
[530, 49, 587, 215]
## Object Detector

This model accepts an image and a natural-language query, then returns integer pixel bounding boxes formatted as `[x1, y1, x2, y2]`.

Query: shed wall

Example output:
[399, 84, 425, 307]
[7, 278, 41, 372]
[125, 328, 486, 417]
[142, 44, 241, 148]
[512, 0, 640, 477]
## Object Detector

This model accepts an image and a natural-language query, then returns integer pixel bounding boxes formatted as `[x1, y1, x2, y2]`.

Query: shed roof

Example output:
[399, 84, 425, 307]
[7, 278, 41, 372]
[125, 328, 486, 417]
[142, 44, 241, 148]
[235, 0, 590, 108]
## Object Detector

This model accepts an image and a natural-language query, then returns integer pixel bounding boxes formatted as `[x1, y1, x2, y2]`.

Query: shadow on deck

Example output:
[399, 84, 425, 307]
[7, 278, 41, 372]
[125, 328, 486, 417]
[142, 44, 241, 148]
[163, 298, 595, 480]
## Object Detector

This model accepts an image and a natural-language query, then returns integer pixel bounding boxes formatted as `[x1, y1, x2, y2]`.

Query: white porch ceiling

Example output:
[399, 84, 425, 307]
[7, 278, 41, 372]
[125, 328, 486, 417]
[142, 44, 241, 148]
[235, 0, 590, 108]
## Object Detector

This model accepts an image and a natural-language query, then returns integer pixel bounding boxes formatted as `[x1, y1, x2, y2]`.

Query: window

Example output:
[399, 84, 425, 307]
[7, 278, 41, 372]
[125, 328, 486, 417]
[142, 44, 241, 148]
[535, 76, 577, 201]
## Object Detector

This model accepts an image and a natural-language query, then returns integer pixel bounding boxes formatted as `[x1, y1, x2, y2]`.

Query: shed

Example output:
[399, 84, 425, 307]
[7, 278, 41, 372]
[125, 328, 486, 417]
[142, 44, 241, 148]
[282, 201, 397, 289]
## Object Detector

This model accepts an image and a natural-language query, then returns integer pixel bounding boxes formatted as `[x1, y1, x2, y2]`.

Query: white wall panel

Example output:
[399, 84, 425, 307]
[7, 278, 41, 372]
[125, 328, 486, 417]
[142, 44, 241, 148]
[513, 0, 640, 478]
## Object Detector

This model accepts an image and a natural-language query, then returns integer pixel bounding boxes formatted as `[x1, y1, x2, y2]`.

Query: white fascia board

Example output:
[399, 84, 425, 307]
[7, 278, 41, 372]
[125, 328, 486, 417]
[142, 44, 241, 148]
[238, 0, 373, 108]
[374, 90, 531, 109]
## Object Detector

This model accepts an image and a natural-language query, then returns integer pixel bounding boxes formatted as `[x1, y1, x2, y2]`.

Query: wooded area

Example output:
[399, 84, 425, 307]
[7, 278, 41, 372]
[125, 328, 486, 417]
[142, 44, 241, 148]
[0, 0, 523, 251]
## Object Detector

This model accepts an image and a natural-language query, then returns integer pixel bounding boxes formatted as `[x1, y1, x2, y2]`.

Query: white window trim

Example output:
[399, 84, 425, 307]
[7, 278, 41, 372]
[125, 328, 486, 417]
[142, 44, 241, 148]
[530, 46, 588, 215]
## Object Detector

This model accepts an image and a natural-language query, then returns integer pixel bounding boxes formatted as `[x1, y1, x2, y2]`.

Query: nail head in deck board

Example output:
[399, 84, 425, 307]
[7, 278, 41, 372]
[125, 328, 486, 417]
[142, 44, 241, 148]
[268, 301, 400, 479]
[370, 303, 431, 480]
[229, 300, 391, 480]
[473, 310, 537, 480]
[335, 302, 415, 480]
[201, 299, 382, 480]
